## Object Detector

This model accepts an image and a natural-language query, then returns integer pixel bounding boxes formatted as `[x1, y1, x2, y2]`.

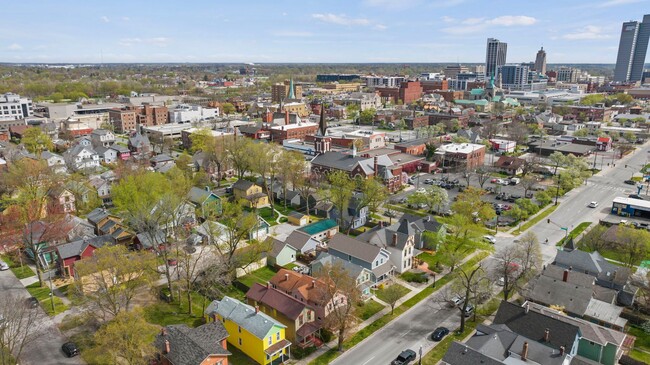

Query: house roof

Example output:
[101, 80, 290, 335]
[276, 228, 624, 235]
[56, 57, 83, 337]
[493, 155, 525, 169]
[91, 129, 113, 136]
[401, 214, 444, 233]
[541, 265, 595, 289]
[108, 144, 130, 153]
[57, 235, 111, 259]
[151, 153, 173, 163]
[553, 248, 629, 286]
[129, 132, 150, 147]
[493, 301, 580, 352]
[327, 233, 382, 264]
[442, 341, 503, 365]
[188, 187, 217, 205]
[135, 230, 166, 249]
[206, 296, 285, 340]
[246, 283, 310, 321]
[155, 322, 230, 365]
[284, 230, 318, 252]
[523, 274, 593, 316]
[232, 179, 256, 191]
[298, 219, 338, 236]
[584, 299, 627, 328]
[268, 269, 331, 305]
[311, 151, 393, 175]
[86, 208, 110, 225]
[312, 252, 365, 280]
[269, 238, 297, 258]
[288, 211, 306, 220]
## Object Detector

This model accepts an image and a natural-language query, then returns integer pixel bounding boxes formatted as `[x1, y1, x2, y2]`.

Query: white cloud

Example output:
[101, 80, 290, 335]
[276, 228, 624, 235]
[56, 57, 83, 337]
[598, 0, 644, 7]
[312, 13, 370, 26]
[562, 25, 611, 40]
[272, 31, 313, 37]
[441, 16, 455, 23]
[374, 24, 388, 30]
[443, 15, 537, 35]
[362, 0, 423, 10]
[121, 16, 130, 21]
[100, 16, 110, 23]
[7, 43, 22, 51]
[118, 37, 170, 47]
[486, 15, 537, 26]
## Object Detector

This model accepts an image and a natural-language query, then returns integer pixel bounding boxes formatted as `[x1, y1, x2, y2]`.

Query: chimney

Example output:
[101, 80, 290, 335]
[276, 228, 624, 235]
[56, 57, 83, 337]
[559, 346, 565, 356]
[562, 269, 569, 282]
[255, 305, 259, 314]
[374, 156, 378, 177]
[525, 303, 529, 313]
[311, 280, 316, 288]
[164, 339, 170, 354]
[521, 341, 529, 361]
[267, 282, 271, 289]
[544, 328, 550, 342]
[285, 110, 289, 125]
[392, 233, 398, 246]
[284, 273, 289, 281]
[161, 327, 167, 336]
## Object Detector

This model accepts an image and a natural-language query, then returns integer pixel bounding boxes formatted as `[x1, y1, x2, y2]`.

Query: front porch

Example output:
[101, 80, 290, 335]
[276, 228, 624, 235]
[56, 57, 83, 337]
[266, 339, 291, 365]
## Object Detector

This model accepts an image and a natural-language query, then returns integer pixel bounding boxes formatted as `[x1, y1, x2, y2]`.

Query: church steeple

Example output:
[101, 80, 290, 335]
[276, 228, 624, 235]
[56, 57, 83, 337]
[314, 102, 331, 155]
[317, 103, 327, 136]
[287, 78, 295, 99]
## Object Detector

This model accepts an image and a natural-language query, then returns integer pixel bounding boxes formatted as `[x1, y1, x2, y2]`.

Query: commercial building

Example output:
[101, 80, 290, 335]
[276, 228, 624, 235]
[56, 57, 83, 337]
[270, 122, 318, 142]
[108, 108, 137, 133]
[435, 143, 485, 170]
[534, 47, 547, 74]
[443, 64, 469, 79]
[499, 64, 529, 90]
[376, 81, 423, 105]
[137, 104, 168, 127]
[316, 74, 361, 82]
[556, 67, 580, 83]
[485, 38, 508, 78]
[614, 14, 650, 82]
[364, 76, 405, 88]
[271, 79, 302, 103]
[0, 93, 33, 121]
[169, 104, 219, 123]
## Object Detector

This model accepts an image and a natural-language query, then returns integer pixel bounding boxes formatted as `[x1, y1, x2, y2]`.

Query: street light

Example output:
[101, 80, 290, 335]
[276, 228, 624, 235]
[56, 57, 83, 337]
[416, 165, 422, 189]
[49, 275, 55, 312]
[554, 173, 562, 206]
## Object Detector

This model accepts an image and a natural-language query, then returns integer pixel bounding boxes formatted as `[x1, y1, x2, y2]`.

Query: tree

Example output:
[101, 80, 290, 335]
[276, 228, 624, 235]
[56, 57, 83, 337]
[623, 131, 636, 143]
[452, 187, 495, 223]
[573, 128, 589, 137]
[506, 205, 527, 229]
[356, 177, 389, 220]
[507, 121, 529, 145]
[475, 168, 492, 189]
[382, 284, 403, 314]
[359, 108, 376, 125]
[514, 231, 542, 280]
[277, 150, 306, 209]
[21, 127, 53, 154]
[615, 93, 634, 104]
[251, 143, 280, 213]
[221, 102, 236, 115]
[491, 248, 521, 300]
[226, 137, 255, 179]
[451, 264, 488, 332]
[548, 151, 567, 175]
[0, 294, 42, 365]
[520, 176, 538, 198]
[92, 309, 159, 365]
[189, 127, 214, 153]
[176, 233, 211, 315]
[578, 224, 609, 252]
[616, 226, 650, 268]
[322, 171, 355, 230]
[73, 245, 157, 320]
[346, 104, 360, 120]
[295, 173, 320, 217]
[313, 262, 360, 352]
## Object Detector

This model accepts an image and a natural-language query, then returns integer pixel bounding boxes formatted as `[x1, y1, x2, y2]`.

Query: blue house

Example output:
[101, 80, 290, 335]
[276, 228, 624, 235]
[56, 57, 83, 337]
[326, 233, 394, 283]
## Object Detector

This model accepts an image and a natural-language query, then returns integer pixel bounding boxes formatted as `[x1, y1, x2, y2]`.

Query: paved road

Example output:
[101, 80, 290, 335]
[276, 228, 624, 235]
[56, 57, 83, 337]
[332, 142, 649, 364]
[0, 270, 84, 365]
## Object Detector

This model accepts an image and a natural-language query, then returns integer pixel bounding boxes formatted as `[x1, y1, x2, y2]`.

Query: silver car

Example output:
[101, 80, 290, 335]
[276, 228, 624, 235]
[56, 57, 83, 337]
[0, 260, 9, 271]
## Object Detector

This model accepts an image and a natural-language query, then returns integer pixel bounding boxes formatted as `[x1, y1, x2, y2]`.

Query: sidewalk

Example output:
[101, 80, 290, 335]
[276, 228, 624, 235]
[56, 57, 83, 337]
[295, 250, 481, 364]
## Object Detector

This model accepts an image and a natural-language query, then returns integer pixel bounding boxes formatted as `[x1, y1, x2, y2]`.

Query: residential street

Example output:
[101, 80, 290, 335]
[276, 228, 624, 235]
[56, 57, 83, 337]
[0, 270, 85, 365]
[331, 142, 650, 365]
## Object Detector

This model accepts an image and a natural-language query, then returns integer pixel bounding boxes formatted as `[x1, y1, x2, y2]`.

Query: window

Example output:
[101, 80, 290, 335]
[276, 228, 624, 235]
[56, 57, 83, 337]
[238, 326, 241, 333]
[268, 336, 272, 345]
[276, 332, 280, 341]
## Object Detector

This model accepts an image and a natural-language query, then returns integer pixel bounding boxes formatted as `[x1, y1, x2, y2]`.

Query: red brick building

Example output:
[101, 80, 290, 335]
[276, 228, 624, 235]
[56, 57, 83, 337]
[109, 108, 137, 133]
[404, 116, 429, 130]
[376, 81, 423, 105]
[421, 79, 448, 93]
[394, 139, 428, 156]
[436, 143, 485, 170]
[432, 90, 465, 102]
[270, 122, 319, 142]
[136, 104, 168, 126]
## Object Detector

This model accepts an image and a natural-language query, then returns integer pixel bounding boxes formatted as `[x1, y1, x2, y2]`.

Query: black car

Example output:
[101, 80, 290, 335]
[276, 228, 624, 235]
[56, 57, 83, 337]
[26, 297, 39, 308]
[629, 194, 645, 200]
[431, 327, 450, 341]
[392, 349, 417, 365]
[62, 342, 79, 358]
[624, 180, 637, 185]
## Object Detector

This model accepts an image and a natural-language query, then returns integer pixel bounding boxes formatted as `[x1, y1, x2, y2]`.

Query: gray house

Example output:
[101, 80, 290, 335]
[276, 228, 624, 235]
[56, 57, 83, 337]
[327, 233, 394, 283]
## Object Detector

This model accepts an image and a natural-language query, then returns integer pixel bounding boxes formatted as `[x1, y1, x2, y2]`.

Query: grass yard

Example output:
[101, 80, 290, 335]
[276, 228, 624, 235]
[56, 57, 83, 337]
[421, 323, 476, 365]
[25, 282, 70, 316]
[511, 204, 558, 235]
[143, 291, 210, 328]
[557, 222, 592, 247]
[219, 285, 247, 302]
[357, 300, 385, 320]
[258, 207, 279, 226]
[629, 349, 650, 363]
[375, 283, 410, 303]
[0, 254, 35, 279]
[400, 271, 428, 283]
[236, 266, 278, 289]
[283, 263, 298, 270]
[228, 346, 259, 365]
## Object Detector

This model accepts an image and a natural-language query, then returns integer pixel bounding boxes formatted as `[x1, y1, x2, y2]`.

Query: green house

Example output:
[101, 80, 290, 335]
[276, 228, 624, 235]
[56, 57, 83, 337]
[187, 186, 222, 218]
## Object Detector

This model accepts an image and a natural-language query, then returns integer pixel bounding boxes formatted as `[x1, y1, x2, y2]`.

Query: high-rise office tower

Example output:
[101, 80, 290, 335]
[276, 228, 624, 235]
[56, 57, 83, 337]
[485, 38, 508, 79]
[535, 47, 547, 74]
[614, 14, 650, 82]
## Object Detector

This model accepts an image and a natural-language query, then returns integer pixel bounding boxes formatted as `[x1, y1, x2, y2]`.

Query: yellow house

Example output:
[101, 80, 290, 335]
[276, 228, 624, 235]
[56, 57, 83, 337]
[206, 296, 291, 365]
[232, 180, 269, 209]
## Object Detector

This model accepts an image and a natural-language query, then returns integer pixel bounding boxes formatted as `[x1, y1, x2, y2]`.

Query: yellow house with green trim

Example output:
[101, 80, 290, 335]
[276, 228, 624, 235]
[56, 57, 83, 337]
[206, 296, 291, 365]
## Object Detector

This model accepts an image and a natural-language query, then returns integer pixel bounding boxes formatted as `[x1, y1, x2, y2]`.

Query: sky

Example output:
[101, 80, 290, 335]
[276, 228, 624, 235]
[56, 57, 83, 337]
[0, 0, 648, 64]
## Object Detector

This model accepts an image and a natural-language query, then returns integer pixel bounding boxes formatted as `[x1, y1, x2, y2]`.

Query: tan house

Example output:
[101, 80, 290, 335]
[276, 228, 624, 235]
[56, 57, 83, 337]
[232, 180, 269, 208]
[246, 283, 321, 348]
[46, 187, 76, 215]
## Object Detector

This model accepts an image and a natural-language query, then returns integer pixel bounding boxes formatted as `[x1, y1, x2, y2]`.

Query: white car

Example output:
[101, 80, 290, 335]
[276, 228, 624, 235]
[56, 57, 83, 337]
[416, 188, 426, 194]
[483, 235, 497, 244]
[0, 260, 8, 271]
[588, 201, 599, 208]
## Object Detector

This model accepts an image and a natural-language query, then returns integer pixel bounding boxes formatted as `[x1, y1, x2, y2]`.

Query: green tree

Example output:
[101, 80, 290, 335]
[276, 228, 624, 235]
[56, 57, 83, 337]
[617, 226, 650, 267]
[623, 131, 636, 142]
[356, 177, 389, 220]
[534, 190, 552, 206]
[226, 137, 255, 179]
[549, 151, 567, 175]
[221, 102, 236, 115]
[92, 309, 159, 365]
[322, 171, 355, 230]
[382, 284, 404, 314]
[614, 93, 633, 104]
[21, 127, 53, 154]
[73, 245, 157, 320]
[359, 108, 376, 125]
[189, 127, 214, 153]
[573, 128, 589, 137]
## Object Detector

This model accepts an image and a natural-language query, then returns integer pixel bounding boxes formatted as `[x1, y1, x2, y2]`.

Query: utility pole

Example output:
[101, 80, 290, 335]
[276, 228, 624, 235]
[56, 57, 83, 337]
[554, 174, 561, 206]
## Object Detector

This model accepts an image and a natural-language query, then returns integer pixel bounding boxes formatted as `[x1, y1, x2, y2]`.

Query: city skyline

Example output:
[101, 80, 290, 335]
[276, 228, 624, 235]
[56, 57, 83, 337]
[0, 0, 649, 64]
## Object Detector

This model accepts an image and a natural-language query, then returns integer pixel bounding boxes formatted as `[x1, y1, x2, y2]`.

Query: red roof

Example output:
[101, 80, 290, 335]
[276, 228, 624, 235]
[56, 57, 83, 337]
[597, 137, 611, 142]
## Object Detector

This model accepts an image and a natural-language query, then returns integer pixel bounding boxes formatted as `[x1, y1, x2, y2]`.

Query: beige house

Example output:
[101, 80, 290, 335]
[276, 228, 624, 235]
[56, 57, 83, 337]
[232, 180, 269, 208]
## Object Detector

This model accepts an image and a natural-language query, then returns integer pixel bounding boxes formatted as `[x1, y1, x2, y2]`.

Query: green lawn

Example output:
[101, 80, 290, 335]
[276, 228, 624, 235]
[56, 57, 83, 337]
[629, 349, 650, 363]
[557, 222, 592, 247]
[0, 254, 35, 279]
[400, 271, 428, 283]
[236, 266, 278, 289]
[219, 285, 247, 302]
[258, 207, 279, 226]
[283, 263, 298, 271]
[511, 204, 559, 235]
[143, 291, 210, 328]
[228, 346, 259, 365]
[375, 283, 410, 303]
[25, 282, 69, 316]
[357, 300, 385, 320]
[628, 325, 650, 350]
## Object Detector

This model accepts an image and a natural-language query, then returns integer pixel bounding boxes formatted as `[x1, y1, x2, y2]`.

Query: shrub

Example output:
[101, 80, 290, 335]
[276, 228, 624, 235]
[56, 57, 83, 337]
[400, 272, 428, 283]
[319, 329, 334, 343]
[291, 345, 318, 359]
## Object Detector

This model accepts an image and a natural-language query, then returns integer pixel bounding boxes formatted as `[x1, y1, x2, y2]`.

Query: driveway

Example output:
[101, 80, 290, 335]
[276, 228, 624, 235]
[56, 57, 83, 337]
[0, 269, 84, 365]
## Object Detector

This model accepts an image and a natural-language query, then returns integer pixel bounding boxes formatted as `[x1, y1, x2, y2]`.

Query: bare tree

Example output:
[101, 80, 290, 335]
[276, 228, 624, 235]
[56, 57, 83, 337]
[521, 155, 541, 177]
[476, 167, 492, 189]
[0, 294, 42, 365]
[382, 284, 403, 315]
[491, 248, 522, 301]
[176, 231, 212, 315]
[578, 225, 609, 252]
[463, 167, 475, 187]
[520, 176, 538, 198]
[514, 231, 542, 280]
[452, 264, 488, 332]
[313, 262, 360, 352]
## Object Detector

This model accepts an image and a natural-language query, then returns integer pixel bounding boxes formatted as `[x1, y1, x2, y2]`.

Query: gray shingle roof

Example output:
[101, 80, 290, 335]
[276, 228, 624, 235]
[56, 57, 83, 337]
[284, 230, 317, 252]
[442, 341, 503, 365]
[188, 187, 215, 205]
[155, 322, 230, 365]
[57, 235, 111, 259]
[523, 274, 592, 316]
[327, 233, 382, 264]
[86, 208, 110, 225]
[206, 296, 286, 340]
[233, 179, 255, 191]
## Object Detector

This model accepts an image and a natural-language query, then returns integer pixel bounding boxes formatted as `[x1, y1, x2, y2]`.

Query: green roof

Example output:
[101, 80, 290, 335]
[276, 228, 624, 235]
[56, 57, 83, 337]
[298, 219, 338, 235]
[470, 88, 485, 95]
[454, 99, 488, 106]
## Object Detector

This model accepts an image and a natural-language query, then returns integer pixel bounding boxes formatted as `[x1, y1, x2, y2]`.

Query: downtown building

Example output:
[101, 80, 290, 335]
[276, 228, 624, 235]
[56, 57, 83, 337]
[485, 38, 508, 79]
[614, 14, 650, 82]
[0, 93, 33, 121]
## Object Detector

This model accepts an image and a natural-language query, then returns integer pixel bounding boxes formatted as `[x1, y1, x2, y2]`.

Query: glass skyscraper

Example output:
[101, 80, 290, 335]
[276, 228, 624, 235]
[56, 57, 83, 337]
[614, 14, 650, 82]
[485, 38, 507, 79]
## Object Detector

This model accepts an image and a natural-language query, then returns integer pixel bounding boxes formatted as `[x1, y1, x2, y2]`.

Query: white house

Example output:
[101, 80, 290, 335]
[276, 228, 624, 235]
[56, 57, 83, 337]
[64, 144, 100, 171]
[90, 129, 116, 148]
[489, 139, 517, 153]
[41, 151, 68, 174]
[95, 146, 118, 163]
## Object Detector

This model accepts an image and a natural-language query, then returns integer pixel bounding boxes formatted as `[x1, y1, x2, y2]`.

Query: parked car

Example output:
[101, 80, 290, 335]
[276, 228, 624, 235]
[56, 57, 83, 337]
[497, 277, 505, 286]
[483, 235, 497, 244]
[629, 194, 645, 200]
[448, 295, 465, 308]
[416, 188, 426, 194]
[0, 260, 8, 271]
[431, 327, 450, 341]
[62, 342, 80, 357]
[424, 178, 434, 184]
[588, 201, 599, 208]
[26, 297, 39, 308]
[509, 178, 520, 185]
[463, 304, 475, 317]
[624, 180, 637, 185]
[392, 349, 417, 365]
